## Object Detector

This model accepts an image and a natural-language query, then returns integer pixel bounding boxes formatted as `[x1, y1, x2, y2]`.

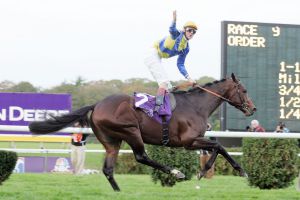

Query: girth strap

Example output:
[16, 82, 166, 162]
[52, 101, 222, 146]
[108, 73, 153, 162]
[161, 116, 170, 145]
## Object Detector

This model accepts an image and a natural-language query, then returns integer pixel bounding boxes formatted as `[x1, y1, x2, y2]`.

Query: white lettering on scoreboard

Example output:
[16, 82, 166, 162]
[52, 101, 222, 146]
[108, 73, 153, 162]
[278, 62, 300, 119]
[227, 23, 280, 48]
[0, 106, 69, 122]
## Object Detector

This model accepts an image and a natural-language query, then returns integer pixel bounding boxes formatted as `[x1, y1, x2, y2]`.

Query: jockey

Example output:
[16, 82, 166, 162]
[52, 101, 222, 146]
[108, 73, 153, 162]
[144, 10, 197, 112]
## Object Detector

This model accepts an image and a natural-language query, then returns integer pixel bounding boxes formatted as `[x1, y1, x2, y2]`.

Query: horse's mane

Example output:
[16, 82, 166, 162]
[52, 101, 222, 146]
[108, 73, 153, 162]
[172, 78, 228, 94]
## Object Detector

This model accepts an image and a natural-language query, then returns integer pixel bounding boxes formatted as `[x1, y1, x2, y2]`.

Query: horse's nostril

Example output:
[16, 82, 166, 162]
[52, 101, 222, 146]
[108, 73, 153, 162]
[253, 107, 257, 112]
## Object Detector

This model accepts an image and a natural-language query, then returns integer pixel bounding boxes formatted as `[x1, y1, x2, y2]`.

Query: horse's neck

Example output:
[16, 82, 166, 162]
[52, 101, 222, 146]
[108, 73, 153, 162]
[185, 82, 231, 118]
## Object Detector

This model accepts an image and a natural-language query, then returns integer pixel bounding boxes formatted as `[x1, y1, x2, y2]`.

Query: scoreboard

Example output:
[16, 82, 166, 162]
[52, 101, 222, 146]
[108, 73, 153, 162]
[221, 21, 300, 132]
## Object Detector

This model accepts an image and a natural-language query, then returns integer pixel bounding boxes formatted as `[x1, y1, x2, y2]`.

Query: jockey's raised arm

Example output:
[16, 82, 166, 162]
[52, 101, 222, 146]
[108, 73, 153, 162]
[144, 10, 198, 113]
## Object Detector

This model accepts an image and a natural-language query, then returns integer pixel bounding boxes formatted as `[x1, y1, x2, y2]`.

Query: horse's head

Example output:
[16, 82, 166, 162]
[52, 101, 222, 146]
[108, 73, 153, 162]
[227, 73, 256, 116]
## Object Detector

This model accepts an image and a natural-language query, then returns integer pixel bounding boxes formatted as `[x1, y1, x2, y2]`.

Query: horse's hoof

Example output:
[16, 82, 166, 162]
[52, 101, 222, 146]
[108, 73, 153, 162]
[171, 169, 185, 179]
[197, 171, 205, 180]
[242, 172, 248, 178]
[176, 172, 185, 179]
[239, 170, 248, 178]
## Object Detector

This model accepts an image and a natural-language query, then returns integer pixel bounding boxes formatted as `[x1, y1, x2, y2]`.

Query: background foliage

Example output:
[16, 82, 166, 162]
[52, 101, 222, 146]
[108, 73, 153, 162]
[147, 145, 199, 187]
[242, 138, 298, 189]
[0, 76, 215, 109]
[0, 151, 17, 185]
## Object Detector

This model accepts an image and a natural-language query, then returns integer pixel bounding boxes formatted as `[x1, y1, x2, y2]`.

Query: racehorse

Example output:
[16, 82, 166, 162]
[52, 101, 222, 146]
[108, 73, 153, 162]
[29, 73, 256, 191]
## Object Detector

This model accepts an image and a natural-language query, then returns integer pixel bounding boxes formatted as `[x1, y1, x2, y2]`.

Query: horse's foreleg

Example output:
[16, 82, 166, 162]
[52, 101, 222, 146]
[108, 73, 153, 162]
[185, 138, 219, 179]
[186, 137, 247, 179]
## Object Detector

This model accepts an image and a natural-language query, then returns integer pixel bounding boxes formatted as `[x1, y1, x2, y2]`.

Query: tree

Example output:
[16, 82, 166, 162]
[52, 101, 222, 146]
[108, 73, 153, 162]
[3, 81, 38, 92]
[73, 76, 86, 87]
[0, 80, 15, 91]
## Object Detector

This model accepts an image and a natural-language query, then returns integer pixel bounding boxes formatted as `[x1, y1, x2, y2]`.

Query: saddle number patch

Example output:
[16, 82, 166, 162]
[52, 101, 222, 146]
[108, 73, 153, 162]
[135, 93, 149, 107]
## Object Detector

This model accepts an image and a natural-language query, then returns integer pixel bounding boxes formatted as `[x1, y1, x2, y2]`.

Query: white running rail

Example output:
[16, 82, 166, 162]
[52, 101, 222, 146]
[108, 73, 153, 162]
[1, 125, 300, 138]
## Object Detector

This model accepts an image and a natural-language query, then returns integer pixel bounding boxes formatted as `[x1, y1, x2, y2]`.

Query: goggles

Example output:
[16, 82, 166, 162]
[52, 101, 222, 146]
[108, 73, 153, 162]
[186, 28, 197, 34]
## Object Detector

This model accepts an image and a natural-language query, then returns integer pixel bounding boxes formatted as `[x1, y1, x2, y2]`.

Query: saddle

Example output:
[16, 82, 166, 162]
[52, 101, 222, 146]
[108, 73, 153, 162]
[134, 92, 176, 145]
[134, 93, 176, 122]
[134, 82, 194, 145]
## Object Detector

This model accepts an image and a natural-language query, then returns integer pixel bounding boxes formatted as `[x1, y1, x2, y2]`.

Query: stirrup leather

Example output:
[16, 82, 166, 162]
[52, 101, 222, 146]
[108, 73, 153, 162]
[154, 94, 164, 112]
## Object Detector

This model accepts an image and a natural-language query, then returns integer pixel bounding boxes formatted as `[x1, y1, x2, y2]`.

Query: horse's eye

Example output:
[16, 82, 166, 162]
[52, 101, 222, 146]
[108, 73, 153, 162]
[243, 90, 247, 93]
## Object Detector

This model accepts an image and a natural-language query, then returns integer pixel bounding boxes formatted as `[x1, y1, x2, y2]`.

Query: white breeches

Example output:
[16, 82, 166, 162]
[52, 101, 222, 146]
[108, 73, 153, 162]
[144, 48, 173, 90]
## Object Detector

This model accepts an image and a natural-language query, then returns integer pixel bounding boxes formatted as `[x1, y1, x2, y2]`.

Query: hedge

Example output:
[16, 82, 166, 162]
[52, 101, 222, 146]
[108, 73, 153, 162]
[0, 151, 17, 185]
[242, 138, 298, 189]
[114, 146, 245, 176]
[147, 145, 198, 187]
[115, 153, 149, 174]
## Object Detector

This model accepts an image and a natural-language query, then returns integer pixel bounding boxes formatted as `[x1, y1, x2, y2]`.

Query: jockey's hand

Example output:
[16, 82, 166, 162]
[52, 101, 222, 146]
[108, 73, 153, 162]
[173, 10, 177, 22]
[187, 77, 196, 85]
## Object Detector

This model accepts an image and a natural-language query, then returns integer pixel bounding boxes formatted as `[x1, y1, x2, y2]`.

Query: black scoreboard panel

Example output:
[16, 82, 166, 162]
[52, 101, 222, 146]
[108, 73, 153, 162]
[221, 21, 300, 132]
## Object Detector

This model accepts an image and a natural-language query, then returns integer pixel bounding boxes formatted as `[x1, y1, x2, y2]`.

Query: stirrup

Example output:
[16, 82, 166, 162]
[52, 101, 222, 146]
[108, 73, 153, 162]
[154, 104, 161, 112]
[154, 94, 164, 113]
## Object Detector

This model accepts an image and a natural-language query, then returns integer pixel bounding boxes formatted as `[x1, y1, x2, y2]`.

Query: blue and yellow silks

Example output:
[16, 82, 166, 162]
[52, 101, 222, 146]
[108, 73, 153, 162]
[154, 22, 190, 78]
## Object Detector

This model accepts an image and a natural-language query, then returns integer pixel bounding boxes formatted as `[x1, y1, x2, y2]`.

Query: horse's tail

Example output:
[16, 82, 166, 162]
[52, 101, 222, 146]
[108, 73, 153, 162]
[29, 104, 95, 134]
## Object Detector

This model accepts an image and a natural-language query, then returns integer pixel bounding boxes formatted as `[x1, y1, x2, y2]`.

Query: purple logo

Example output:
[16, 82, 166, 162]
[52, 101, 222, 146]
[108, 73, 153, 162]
[0, 92, 72, 134]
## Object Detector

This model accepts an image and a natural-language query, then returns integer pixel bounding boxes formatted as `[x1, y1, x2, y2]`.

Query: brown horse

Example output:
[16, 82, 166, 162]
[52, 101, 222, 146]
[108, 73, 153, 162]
[29, 73, 256, 191]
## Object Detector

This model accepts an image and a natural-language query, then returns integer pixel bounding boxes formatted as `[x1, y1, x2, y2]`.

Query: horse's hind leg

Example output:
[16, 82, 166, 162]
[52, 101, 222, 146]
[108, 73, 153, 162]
[133, 146, 186, 179]
[102, 142, 121, 191]
[198, 150, 218, 180]
[125, 131, 185, 179]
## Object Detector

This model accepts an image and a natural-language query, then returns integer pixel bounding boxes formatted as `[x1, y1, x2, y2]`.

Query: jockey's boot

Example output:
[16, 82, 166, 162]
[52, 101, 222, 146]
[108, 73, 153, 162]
[154, 95, 164, 112]
[154, 88, 166, 113]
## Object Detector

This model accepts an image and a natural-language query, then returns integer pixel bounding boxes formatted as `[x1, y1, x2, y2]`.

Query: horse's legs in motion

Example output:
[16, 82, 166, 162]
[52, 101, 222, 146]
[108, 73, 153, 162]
[198, 149, 218, 179]
[186, 137, 246, 179]
[217, 143, 247, 177]
[102, 142, 121, 191]
[125, 129, 185, 179]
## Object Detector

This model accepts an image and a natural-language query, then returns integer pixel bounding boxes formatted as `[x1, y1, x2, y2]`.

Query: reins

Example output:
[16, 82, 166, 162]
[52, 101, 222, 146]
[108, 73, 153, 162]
[195, 83, 250, 112]
[195, 84, 233, 104]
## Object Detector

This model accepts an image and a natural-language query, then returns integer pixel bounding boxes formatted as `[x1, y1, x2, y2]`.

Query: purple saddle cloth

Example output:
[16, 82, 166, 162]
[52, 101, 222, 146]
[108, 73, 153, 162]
[134, 92, 172, 124]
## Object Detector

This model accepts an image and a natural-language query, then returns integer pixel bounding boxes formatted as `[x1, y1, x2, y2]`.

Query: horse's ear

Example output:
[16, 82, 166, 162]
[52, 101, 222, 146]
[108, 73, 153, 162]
[231, 73, 238, 83]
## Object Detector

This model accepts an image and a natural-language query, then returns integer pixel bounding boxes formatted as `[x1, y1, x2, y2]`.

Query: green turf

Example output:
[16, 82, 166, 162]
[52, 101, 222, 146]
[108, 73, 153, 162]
[0, 174, 299, 200]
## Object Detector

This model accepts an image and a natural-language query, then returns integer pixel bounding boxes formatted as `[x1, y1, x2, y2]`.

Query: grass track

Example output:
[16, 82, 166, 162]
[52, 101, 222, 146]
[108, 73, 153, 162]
[0, 174, 299, 200]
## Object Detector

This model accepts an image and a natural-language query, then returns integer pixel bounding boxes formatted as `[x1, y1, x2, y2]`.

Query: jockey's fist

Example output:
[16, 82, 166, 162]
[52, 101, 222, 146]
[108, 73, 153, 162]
[173, 10, 177, 22]
[186, 75, 195, 83]
[187, 76, 197, 86]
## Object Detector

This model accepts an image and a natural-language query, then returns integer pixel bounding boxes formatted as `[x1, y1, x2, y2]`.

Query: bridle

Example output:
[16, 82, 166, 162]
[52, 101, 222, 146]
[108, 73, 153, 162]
[231, 82, 251, 112]
[195, 82, 251, 112]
